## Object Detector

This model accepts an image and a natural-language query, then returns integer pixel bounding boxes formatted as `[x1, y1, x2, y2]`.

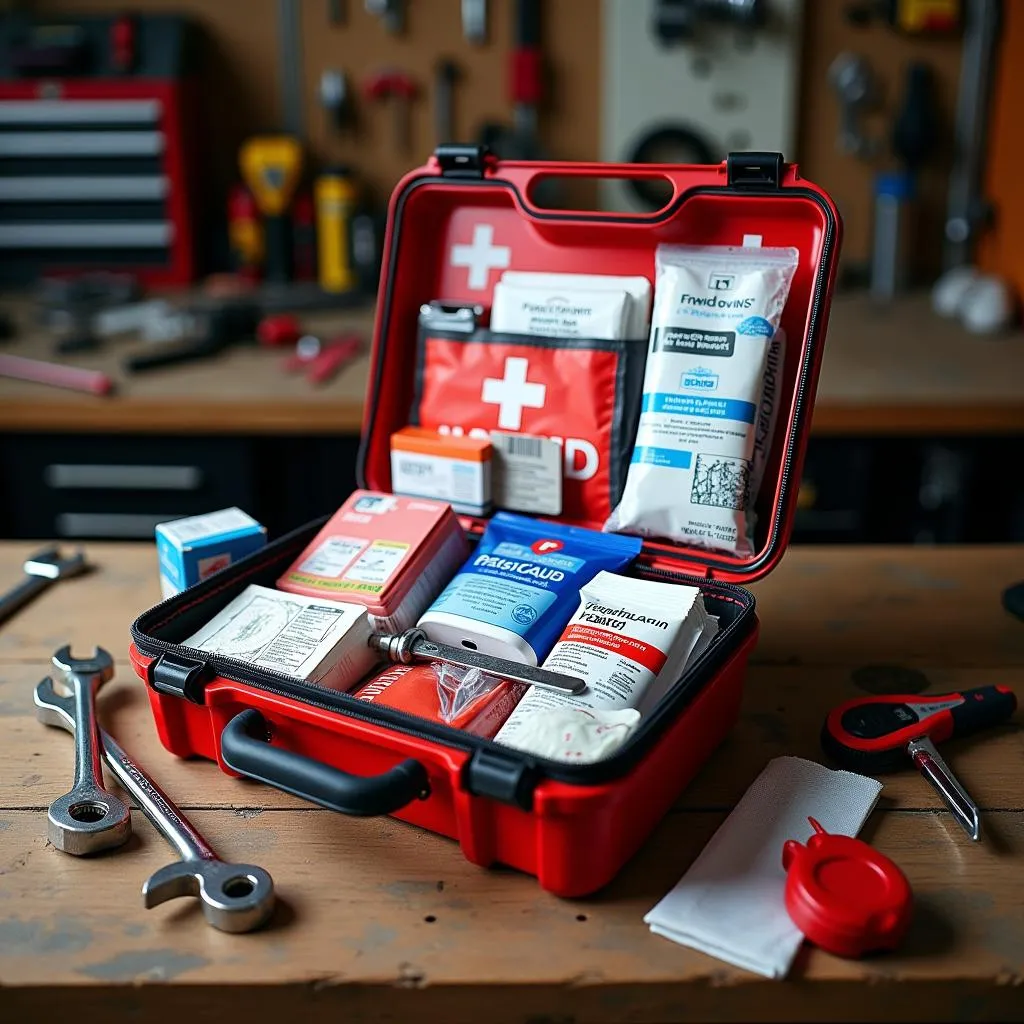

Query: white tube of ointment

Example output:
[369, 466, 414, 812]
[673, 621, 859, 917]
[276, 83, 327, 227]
[492, 571, 715, 761]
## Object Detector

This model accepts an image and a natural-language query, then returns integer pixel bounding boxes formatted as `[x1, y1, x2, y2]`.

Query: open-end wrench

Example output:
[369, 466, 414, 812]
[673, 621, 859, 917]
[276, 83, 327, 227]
[0, 546, 88, 626]
[44, 646, 132, 855]
[35, 677, 275, 933]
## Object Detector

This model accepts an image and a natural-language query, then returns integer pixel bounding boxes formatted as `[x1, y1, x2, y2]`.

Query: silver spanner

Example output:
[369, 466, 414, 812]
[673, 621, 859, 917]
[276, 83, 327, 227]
[35, 676, 275, 933]
[45, 645, 132, 855]
[0, 546, 88, 626]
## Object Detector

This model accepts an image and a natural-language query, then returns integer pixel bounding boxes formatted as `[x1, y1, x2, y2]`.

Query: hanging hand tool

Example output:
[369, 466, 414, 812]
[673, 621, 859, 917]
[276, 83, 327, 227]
[370, 628, 587, 695]
[845, 0, 961, 33]
[239, 135, 304, 283]
[42, 646, 132, 856]
[328, 0, 345, 23]
[821, 685, 1018, 840]
[0, 546, 88, 627]
[365, 0, 404, 34]
[434, 58, 460, 147]
[35, 677, 276, 933]
[319, 68, 352, 135]
[462, 0, 488, 43]
[827, 52, 881, 159]
[364, 70, 418, 152]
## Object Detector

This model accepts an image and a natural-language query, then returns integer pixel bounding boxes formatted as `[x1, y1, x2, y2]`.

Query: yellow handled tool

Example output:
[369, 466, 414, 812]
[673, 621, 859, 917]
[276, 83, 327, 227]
[239, 135, 304, 283]
[314, 165, 358, 293]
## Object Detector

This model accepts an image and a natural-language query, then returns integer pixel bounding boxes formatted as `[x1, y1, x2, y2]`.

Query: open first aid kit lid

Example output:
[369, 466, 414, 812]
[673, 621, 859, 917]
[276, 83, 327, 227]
[356, 147, 842, 585]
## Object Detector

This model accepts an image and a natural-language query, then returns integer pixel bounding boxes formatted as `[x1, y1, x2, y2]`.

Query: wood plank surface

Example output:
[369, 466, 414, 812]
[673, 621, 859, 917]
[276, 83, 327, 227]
[1, 541, 1023, 1021]
[2, 292, 1023, 436]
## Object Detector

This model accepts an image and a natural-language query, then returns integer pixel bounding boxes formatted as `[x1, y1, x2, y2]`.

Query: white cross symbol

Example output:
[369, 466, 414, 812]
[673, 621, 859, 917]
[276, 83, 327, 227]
[481, 357, 546, 430]
[450, 223, 511, 290]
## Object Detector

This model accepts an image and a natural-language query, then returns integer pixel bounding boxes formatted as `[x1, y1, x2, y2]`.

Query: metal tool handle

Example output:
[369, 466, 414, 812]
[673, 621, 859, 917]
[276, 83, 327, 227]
[0, 573, 49, 625]
[70, 670, 106, 791]
[370, 628, 587, 695]
[908, 736, 981, 842]
[100, 730, 217, 863]
[221, 709, 430, 816]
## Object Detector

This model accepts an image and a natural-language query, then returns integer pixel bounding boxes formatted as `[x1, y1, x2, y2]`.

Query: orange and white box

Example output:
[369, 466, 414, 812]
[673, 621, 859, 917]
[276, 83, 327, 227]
[390, 426, 492, 516]
[276, 490, 469, 634]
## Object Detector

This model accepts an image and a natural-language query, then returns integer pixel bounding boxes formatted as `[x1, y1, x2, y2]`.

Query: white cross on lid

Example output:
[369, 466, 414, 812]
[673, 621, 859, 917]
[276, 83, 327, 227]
[450, 223, 511, 290]
[481, 357, 546, 430]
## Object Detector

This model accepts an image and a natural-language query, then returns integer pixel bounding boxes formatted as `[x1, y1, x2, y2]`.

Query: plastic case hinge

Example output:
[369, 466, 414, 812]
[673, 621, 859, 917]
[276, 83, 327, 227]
[148, 653, 212, 705]
[465, 748, 538, 810]
[435, 144, 488, 178]
[727, 151, 783, 189]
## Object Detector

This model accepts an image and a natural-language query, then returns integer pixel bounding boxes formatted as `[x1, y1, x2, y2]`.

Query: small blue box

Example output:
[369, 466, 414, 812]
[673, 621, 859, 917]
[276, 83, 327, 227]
[155, 507, 266, 598]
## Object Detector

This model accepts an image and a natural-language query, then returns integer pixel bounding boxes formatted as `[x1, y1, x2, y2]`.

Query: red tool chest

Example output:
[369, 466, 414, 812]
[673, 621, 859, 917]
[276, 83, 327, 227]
[129, 148, 842, 897]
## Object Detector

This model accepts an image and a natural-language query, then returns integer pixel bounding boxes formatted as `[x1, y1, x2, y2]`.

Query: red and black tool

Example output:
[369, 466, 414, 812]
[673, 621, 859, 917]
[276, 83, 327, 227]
[822, 687, 1017, 841]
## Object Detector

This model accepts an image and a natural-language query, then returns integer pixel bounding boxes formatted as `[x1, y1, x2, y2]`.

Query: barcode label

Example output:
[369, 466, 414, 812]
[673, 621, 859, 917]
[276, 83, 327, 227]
[499, 434, 544, 459]
[490, 431, 562, 515]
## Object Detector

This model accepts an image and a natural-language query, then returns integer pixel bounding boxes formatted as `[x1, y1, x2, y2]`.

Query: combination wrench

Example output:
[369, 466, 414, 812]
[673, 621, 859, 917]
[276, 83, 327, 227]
[44, 645, 132, 855]
[0, 546, 88, 626]
[35, 676, 276, 933]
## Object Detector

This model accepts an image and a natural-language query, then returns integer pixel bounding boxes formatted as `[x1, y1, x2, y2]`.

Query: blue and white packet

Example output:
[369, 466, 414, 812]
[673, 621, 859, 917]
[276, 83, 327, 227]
[604, 244, 799, 557]
[417, 512, 643, 665]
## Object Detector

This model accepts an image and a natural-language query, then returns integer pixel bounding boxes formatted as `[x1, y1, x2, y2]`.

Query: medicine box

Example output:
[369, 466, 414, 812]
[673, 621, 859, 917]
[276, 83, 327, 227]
[156, 507, 267, 598]
[390, 426, 492, 515]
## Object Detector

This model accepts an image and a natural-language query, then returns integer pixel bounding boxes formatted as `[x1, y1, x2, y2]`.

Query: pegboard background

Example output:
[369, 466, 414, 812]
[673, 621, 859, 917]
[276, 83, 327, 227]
[23, 0, 975, 275]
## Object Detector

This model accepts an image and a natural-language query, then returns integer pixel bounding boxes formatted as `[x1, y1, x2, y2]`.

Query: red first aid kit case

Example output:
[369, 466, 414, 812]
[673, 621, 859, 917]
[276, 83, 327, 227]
[129, 148, 841, 897]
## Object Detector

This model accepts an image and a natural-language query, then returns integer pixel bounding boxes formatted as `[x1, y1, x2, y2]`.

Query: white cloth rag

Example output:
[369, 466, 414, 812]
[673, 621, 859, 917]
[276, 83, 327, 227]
[644, 755, 883, 979]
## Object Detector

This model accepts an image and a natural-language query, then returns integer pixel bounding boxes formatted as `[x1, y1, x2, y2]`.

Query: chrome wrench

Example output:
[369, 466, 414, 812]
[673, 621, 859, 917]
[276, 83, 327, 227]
[0, 546, 88, 626]
[35, 676, 275, 933]
[44, 645, 132, 855]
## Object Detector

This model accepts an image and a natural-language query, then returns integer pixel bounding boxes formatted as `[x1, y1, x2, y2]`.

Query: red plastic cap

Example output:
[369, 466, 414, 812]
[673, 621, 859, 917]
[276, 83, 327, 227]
[782, 817, 912, 959]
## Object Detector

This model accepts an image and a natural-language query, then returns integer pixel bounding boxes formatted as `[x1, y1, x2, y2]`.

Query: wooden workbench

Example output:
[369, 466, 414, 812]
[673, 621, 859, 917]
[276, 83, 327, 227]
[1, 541, 1022, 1021]
[1, 292, 1023, 436]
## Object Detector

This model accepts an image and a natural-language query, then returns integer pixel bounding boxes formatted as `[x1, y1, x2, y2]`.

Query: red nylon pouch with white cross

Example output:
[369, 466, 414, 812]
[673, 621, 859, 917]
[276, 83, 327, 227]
[410, 326, 645, 524]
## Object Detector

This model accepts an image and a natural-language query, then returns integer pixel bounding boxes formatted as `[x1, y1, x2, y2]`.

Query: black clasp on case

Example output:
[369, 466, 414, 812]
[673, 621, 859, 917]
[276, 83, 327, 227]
[465, 748, 538, 810]
[727, 151, 784, 190]
[149, 653, 212, 704]
[435, 144, 489, 178]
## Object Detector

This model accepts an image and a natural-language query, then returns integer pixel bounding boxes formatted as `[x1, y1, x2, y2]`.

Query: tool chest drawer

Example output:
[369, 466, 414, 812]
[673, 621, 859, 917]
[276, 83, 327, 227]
[0, 434, 255, 539]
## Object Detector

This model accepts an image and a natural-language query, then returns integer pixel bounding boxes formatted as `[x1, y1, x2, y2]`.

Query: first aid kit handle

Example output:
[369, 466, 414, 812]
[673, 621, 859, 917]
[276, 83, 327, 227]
[220, 709, 431, 816]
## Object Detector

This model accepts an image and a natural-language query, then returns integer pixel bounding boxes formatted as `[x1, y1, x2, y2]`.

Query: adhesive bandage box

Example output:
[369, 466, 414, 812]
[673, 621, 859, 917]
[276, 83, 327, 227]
[390, 427, 492, 515]
[155, 507, 267, 599]
[277, 490, 469, 634]
[183, 584, 376, 691]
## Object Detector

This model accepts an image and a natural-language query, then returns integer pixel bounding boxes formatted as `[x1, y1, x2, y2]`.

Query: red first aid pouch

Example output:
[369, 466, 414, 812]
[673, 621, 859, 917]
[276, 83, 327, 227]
[129, 148, 841, 897]
[411, 326, 644, 521]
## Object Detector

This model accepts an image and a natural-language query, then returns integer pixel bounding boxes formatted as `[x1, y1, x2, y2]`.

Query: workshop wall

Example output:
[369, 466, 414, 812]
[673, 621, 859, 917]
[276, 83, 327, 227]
[797, 3, 963, 280]
[28, 0, 973, 280]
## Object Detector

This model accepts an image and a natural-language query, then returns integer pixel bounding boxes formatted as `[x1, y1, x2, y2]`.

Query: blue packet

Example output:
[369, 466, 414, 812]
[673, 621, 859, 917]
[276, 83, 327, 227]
[417, 512, 643, 665]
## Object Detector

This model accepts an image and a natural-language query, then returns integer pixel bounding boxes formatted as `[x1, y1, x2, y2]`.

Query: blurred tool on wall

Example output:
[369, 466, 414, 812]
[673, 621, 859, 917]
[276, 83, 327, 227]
[239, 135, 304, 285]
[870, 61, 940, 302]
[0, 11, 201, 286]
[315, 166, 359, 294]
[845, 0, 961, 32]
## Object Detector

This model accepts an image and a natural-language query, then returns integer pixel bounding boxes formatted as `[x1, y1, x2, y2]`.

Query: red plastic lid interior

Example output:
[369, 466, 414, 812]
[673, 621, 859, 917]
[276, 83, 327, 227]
[360, 159, 837, 583]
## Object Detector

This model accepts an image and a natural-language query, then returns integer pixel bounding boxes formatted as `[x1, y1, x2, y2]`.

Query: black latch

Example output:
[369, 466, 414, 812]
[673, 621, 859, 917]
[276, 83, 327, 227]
[148, 652, 212, 705]
[435, 144, 488, 178]
[465, 748, 538, 810]
[727, 151, 784, 189]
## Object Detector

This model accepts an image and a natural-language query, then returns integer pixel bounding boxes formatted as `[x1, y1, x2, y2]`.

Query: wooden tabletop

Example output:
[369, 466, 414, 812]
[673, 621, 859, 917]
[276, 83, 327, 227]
[1, 541, 1023, 1021]
[1, 291, 1022, 436]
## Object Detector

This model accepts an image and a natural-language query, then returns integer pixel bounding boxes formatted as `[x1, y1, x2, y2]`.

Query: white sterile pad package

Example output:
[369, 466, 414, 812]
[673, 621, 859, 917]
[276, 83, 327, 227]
[498, 271, 653, 339]
[490, 280, 631, 340]
[183, 584, 376, 690]
[644, 757, 883, 979]
[605, 244, 799, 556]
[493, 571, 717, 762]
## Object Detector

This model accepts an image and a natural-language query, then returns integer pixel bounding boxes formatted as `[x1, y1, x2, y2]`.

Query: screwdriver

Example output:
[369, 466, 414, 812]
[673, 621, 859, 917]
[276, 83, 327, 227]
[821, 686, 1017, 840]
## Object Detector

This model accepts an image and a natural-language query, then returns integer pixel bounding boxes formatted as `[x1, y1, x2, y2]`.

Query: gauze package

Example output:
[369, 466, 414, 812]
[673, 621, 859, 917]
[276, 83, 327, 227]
[605, 244, 799, 556]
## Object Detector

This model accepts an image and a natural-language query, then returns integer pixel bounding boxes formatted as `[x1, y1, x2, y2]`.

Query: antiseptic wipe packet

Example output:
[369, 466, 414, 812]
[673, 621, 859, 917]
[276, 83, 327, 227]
[604, 244, 799, 556]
